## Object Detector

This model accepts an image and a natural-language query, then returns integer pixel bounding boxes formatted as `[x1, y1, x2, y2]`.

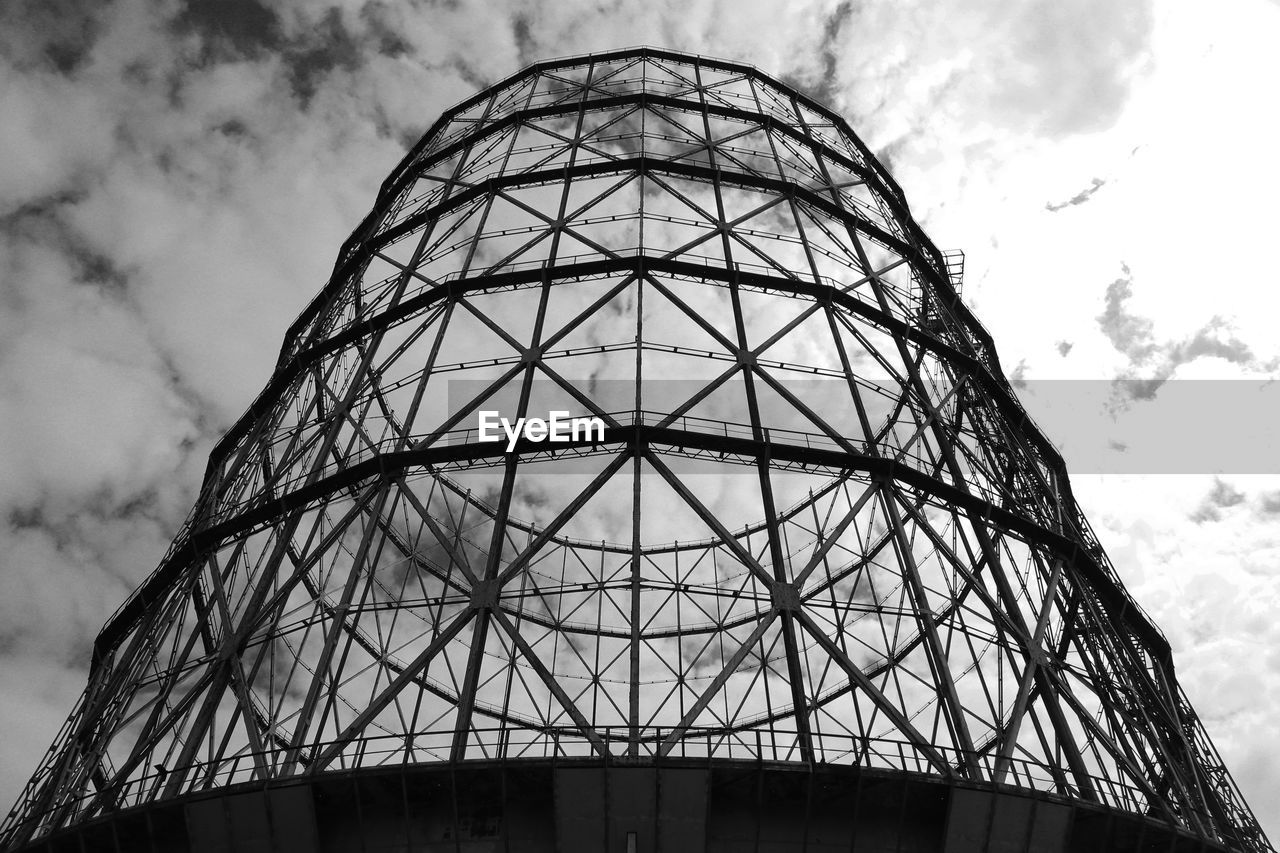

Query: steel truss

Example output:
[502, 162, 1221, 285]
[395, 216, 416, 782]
[2, 47, 1269, 852]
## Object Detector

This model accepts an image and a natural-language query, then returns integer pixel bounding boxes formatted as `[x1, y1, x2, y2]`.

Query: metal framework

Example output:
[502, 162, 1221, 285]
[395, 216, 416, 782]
[2, 47, 1269, 852]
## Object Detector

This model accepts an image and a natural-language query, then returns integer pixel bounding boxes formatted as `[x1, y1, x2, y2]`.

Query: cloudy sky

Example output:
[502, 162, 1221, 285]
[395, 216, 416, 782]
[2, 0, 1278, 834]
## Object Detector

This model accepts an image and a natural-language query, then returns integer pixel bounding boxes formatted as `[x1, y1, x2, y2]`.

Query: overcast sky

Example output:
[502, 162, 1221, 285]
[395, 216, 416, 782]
[1, 0, 1278, 834]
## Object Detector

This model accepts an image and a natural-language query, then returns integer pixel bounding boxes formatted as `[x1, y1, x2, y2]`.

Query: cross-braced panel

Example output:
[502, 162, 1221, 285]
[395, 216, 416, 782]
[2, 47, 1268, 853]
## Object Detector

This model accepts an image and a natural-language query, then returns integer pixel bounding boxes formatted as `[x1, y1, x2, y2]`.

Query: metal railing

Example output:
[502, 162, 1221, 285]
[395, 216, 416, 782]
[10, 725, 1171, 842]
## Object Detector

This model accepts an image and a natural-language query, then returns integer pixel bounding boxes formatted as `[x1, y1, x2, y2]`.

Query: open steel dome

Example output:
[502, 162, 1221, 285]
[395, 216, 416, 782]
[2, 47, 1270, 853]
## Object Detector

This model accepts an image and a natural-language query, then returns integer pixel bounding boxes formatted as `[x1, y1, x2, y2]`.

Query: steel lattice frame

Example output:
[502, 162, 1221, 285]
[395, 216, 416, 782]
[2, 47, 1269, 852]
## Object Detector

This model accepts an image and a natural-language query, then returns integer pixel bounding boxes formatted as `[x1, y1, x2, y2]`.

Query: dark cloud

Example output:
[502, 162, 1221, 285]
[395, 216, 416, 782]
[284, 7, 364, 105]
[781, 0, 854, 107]
[172, 2, 385, 108]
[1098, 265, 1260, 407]
[1191, 478, 1247, 524]
[1097, 265, 1156, 362]
[1259, 492, 1280, 517]
[8, 505, 46, 532]
[168, 1, 452, 124]
[1010, 358, 1029, 389]
[359, 3, 412, 58]
[1209, 479, 1246, 508]
[173, 0, 283, 60]
[510, 14, 536, 69]
[1046, 177, 1106, 211]
[1110, 377, 1166, 403]
[0, 0, 112, 74]
[3, 200, 129, 296]
[1164, 320, 1257, 367]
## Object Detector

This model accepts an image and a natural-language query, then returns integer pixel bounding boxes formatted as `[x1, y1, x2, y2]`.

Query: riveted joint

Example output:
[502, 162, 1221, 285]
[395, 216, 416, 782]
[771, 581, 801, 611]
[470, 578, 500, 610]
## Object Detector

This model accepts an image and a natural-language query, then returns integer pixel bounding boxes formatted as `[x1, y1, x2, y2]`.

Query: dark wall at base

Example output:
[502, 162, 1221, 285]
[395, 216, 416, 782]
[21, 761, 1226, 853]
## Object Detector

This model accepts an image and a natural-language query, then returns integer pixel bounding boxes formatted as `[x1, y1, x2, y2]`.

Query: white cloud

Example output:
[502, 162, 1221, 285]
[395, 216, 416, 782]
[0, 73, 114, 212]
